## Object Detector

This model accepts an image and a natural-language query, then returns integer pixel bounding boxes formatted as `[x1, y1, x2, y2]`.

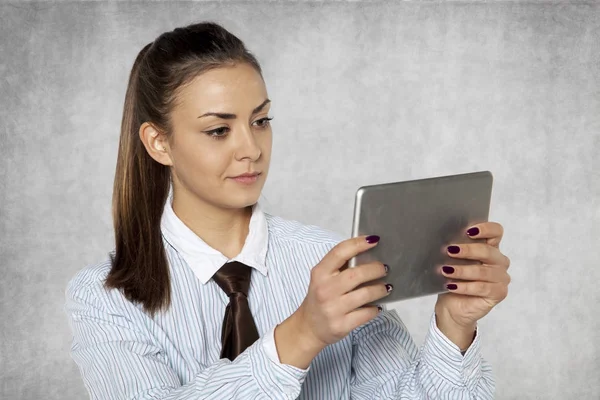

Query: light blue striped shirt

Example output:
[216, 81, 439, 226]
[65, 194, 494, 399]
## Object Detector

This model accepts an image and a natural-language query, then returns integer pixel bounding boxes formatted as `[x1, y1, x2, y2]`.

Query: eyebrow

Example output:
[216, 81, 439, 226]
[197, 99, 271, 119]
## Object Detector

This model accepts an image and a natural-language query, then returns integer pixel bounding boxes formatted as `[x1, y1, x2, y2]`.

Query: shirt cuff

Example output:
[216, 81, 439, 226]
[249, 325, 310, 397]
[263, 325, 282, 363]
[420, 312, 483, 391]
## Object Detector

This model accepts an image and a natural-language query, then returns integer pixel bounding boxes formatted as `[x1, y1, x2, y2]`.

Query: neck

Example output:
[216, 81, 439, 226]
[171, 189, 253, 260]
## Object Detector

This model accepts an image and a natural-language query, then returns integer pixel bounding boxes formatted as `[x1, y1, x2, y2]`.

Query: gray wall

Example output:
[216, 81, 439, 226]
[1, 1, 598, 399]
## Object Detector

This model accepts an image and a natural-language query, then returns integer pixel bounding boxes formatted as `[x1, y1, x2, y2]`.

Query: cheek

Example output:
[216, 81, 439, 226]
[175, 142, 230, 182]
[260, 131, 273, 160]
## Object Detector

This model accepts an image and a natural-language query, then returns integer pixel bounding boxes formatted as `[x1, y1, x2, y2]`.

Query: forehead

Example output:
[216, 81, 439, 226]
[174, 63, 268, 115]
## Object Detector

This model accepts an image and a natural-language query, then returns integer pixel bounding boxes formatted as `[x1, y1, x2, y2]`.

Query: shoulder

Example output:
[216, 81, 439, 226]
[264, 213, 346, 247]
[65, 252, 150, 322]
[64, 253, 115, 305]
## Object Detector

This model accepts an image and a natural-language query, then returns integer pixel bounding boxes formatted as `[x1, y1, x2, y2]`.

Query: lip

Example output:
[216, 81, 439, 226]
[231, 172, 261, 179]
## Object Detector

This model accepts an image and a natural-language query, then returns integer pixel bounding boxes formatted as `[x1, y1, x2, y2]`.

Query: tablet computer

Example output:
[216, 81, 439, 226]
[348, 171, 493, 304]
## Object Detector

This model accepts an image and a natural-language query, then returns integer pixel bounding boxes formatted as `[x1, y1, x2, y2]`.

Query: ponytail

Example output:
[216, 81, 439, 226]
[104, 42, 172, 318]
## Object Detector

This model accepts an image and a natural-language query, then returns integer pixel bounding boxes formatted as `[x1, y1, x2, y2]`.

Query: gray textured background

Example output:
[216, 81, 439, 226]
[1, 1, 599, 399]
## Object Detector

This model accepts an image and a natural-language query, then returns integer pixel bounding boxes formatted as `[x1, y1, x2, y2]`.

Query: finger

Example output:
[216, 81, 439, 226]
[445, 281, 509, 302]
[344, 305, 381, 332]
[466, 222, 504, 248]
[446, 243, 510, 267]
[319, 235, 381, 274]
[337, 262, 388, 293]
[441, 264, 511, 285]
[341, 281, 391, 312]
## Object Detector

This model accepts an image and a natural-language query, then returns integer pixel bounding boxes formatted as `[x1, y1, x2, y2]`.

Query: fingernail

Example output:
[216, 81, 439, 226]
[467, 227, 480, 236]
[383, 264, 389, 274]
[447, 245, 460, 254]
[377, 306, 383, 312]
[385, 283, 393, 292]
[446, 283, 458, 290]
[442, 265, 455, 274]
[366, 235, 380, 244]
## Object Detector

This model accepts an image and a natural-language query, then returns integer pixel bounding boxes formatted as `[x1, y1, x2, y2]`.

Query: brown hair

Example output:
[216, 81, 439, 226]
[105, 22, 263, 317]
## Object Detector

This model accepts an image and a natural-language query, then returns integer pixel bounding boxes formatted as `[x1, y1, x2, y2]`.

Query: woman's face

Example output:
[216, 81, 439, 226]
[160, 63, 272, 211]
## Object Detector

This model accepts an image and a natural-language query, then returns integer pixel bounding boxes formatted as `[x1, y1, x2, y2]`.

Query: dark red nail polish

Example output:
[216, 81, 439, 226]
[447, 245, 460, 254]
[467, 227, 480, 236]
[384, 264, 389, 273]
[442, 266, 455, 274]
[366, 235, 380, 244]
[385, 283, 393, 292]
[377, 306, 383, 312]
[447, 284, 458, 290]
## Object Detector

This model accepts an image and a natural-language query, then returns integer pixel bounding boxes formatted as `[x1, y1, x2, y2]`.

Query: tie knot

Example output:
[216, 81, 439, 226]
[213, 261, 252, 297]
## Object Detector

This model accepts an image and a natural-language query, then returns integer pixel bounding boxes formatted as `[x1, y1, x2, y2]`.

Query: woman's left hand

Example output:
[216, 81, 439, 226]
[434, 222, 511, 342]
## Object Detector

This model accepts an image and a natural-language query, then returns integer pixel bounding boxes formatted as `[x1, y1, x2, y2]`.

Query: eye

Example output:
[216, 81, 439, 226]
[202, 116, 273, 140]
[254, 116, 273, 128]
[203, 126, 229, 139]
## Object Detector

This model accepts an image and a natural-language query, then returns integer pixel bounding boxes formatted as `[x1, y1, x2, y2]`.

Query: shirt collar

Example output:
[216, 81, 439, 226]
[160, 188, 269, 284]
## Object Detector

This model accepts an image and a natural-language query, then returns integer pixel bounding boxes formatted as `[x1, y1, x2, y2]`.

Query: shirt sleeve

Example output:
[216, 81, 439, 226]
[64, 277, 310, 400]
[350, 309, 495, 399]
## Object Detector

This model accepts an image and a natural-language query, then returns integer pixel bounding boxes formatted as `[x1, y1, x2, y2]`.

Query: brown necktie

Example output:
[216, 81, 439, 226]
[212, 261, 260, 361]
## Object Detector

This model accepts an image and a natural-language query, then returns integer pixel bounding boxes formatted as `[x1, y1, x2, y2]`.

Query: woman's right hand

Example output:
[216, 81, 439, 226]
[274, 235, 391, 368]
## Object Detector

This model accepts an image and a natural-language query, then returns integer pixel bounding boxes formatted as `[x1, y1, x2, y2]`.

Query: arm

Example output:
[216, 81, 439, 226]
[350, 310, 494, 399]
[64, 279, 308, 400]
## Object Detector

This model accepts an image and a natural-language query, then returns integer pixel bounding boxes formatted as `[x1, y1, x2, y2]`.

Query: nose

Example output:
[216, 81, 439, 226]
[233, 125, 261, 162]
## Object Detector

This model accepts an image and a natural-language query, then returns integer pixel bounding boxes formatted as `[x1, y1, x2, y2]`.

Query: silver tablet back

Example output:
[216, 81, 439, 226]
[348, 171, 493, 304]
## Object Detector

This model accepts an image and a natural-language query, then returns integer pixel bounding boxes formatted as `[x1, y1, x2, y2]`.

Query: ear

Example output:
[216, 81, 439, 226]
[139, 122, 173, 166]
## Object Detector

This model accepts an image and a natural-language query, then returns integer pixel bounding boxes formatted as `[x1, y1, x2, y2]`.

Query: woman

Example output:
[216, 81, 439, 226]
[65, 22, 511, 399]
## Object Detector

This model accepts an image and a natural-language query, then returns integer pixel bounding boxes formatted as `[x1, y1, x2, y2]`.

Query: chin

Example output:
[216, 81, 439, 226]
[224, 176, 266, 206]
[224, 188, 263, 209]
